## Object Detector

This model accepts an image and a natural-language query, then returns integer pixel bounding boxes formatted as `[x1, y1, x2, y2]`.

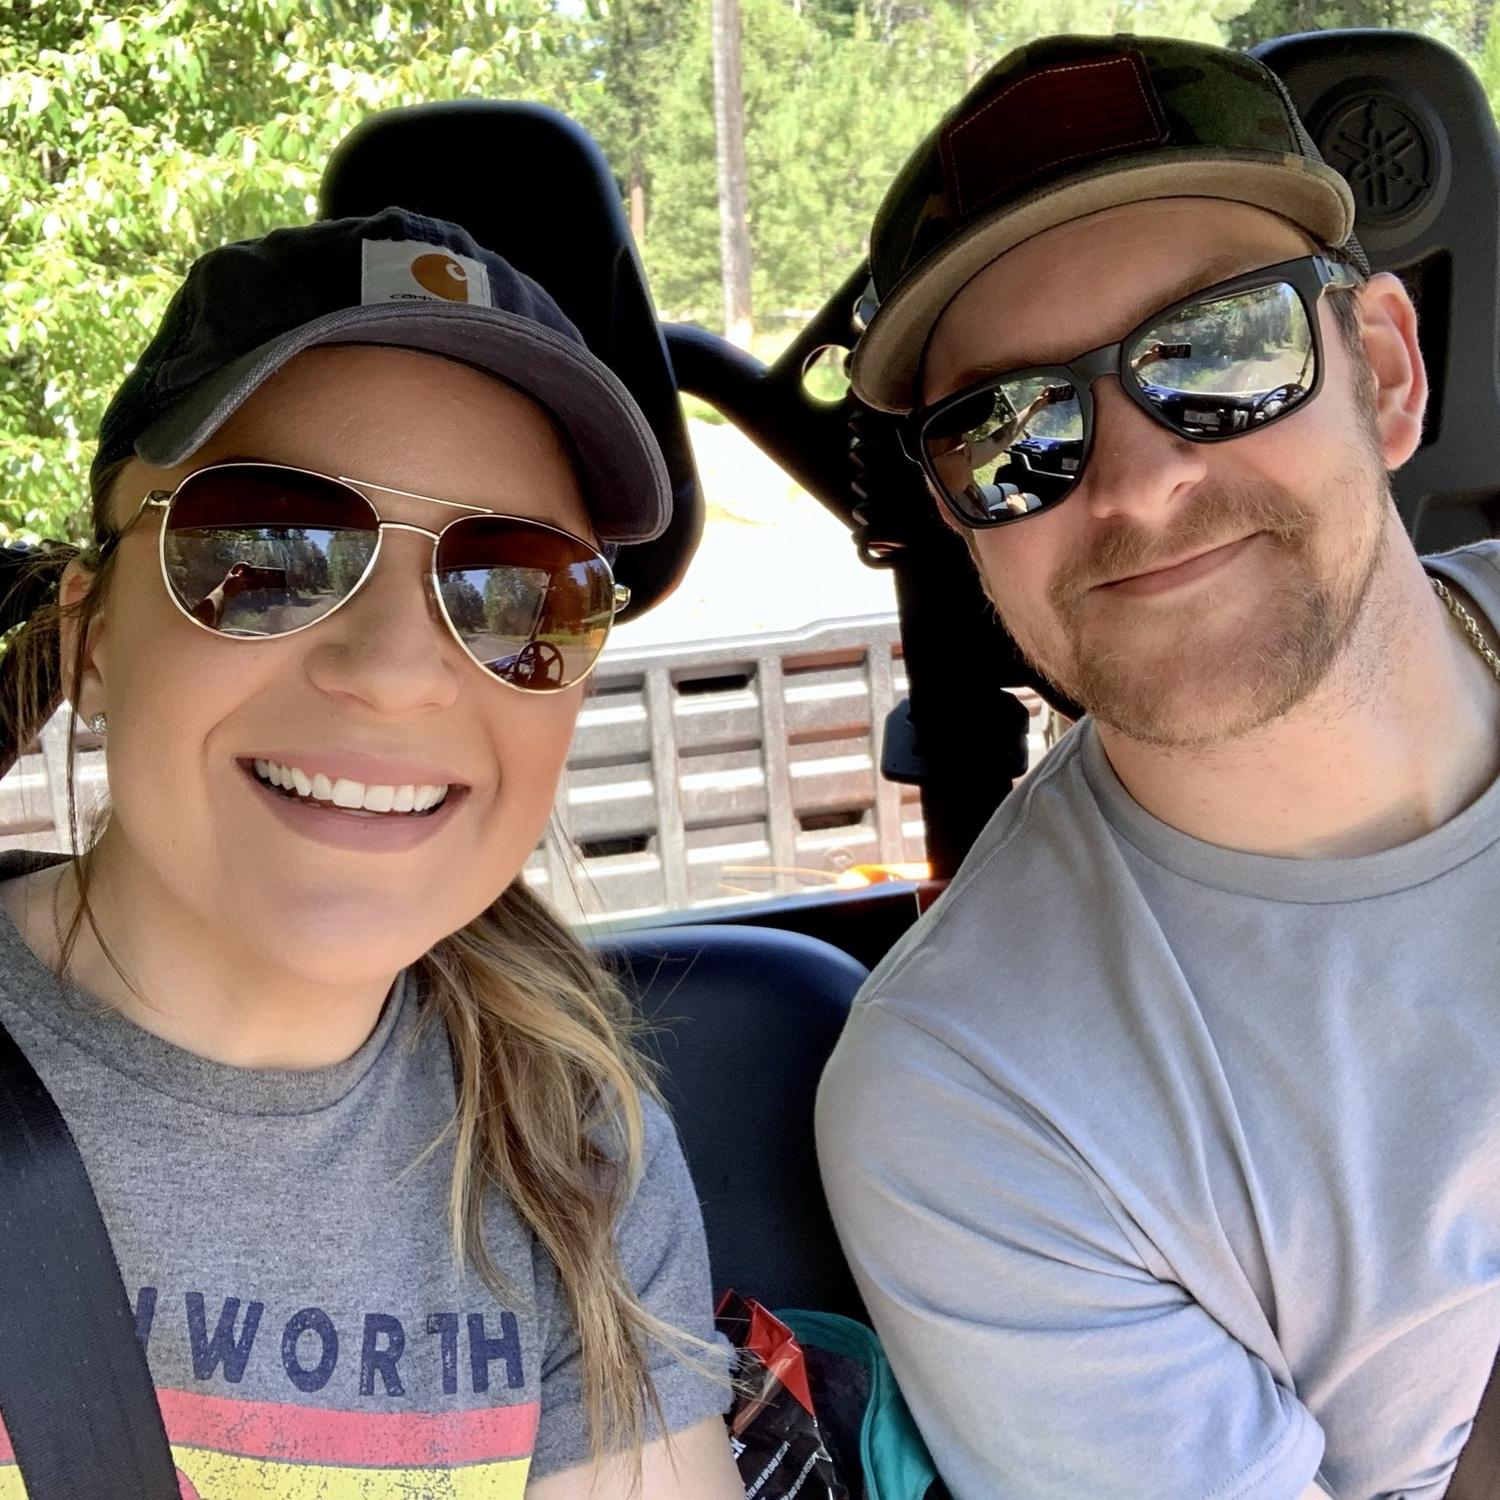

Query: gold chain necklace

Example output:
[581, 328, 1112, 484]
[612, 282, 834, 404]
[1432, 576, 1500, 684]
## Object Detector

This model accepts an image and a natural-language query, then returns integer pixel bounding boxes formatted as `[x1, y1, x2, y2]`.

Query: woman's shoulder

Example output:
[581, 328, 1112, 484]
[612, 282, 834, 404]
[637, 1089, 682, 1161]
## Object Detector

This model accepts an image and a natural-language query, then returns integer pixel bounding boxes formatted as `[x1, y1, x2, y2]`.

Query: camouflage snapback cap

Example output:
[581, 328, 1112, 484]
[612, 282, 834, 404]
[851, 34, 1364, 414]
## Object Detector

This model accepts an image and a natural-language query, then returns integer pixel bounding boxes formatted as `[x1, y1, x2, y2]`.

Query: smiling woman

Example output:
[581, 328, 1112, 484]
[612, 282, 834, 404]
[0, 209, 743, 1500]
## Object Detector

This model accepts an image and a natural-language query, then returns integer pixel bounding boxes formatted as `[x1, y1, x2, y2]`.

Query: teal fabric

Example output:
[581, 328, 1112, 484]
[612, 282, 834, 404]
[781, 1309, 939, 1500]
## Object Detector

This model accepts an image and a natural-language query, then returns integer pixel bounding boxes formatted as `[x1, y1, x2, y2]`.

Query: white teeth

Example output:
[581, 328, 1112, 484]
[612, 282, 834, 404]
[251, 759, 451, 817]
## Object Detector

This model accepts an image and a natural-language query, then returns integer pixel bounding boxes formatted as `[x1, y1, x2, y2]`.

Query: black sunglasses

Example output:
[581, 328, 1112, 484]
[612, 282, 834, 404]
[907, 255, 1362, 529]
[99, 461, 629, 693]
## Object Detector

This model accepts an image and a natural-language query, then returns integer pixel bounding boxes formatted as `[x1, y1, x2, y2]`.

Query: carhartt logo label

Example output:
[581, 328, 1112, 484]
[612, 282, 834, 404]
[411, 252, 469, 300]
[360, 239, 491, 307]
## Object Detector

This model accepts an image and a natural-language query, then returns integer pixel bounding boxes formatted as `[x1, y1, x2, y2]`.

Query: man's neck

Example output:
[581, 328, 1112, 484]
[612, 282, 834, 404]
[1096, 541, 1500, 859]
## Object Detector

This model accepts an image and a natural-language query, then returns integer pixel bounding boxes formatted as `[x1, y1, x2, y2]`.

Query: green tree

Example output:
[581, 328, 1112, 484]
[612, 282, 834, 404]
[561, 0, 694, 247]
[1229, 0, 1486, 49]
[1, 0, 581, 544]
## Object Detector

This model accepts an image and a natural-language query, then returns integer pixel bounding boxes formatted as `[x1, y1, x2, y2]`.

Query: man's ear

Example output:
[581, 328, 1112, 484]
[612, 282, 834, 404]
[1351, 271, 1427, 470]
[57, 561, 105, 718]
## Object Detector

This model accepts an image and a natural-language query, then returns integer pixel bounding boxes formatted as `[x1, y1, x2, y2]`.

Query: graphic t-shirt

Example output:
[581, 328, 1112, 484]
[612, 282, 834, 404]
[0, 854, 730, 1497]
[818, 543, 1500, 1499]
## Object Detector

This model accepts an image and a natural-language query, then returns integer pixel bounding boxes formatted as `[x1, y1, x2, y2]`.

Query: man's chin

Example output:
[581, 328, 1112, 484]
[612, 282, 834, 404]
[1056, 634, 1332, 751]
[1088, 685, 1283, 750]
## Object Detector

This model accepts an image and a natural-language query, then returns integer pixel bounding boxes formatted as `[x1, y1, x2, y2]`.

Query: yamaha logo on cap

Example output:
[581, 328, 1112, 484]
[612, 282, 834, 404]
[359, 238, 493, 307]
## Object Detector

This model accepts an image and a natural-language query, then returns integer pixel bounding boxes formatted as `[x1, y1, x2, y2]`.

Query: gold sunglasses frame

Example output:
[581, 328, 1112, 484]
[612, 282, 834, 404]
[119, 460, 631, 695]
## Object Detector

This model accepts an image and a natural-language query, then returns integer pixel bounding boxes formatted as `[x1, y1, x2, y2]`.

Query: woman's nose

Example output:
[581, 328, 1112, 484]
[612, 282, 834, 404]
[300, 528, 464, 717]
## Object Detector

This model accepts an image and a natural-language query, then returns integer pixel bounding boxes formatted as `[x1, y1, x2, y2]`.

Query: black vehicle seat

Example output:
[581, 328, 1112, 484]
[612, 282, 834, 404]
[320, 105, 873, 1324]
[1253, 28, 1500, 549]
[603, 924, 868, 1319]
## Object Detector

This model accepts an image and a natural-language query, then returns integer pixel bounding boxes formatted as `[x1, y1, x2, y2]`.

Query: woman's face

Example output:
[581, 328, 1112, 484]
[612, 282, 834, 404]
[79, 345, 596, 986]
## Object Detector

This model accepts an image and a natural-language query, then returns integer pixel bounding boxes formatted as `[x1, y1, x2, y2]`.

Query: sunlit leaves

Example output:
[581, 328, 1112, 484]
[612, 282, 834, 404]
[0, 0, 565, 542]
[4, 0, 1499, 546]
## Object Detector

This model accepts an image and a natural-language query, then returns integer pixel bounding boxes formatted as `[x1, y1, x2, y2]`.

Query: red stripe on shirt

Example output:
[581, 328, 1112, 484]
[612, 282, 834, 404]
[0, 1391, 539, 1466]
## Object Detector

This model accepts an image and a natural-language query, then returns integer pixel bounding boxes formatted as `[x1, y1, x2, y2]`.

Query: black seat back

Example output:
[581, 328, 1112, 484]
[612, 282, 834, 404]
[319, 101, 703, 617]
[1254, 29, 1500, 549]
[604, 924, 868, 1318]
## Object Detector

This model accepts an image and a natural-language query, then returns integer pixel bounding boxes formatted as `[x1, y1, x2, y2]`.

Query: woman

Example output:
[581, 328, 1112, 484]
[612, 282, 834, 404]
[0, 209, 744, 1498]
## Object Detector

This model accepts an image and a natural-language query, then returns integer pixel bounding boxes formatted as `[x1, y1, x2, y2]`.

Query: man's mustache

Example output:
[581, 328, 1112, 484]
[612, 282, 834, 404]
[1049, 480, 1317, 612]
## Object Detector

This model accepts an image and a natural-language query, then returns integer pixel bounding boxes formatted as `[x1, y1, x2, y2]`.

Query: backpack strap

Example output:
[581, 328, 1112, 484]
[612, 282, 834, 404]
[0, 1012, 179, 1497]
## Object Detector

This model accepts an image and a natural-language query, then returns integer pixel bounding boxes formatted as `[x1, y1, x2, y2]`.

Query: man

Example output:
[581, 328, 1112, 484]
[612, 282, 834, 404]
[816, 33, 1500, 1500]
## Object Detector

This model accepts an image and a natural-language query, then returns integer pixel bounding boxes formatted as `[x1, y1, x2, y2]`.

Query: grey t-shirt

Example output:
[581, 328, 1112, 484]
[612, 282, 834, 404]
[818, 541, 1500, 1500]
[0, 853, 729, 1498]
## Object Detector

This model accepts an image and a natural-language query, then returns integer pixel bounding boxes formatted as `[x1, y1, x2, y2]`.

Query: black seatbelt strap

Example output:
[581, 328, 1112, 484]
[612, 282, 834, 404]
[0, 1012, 178, 1498]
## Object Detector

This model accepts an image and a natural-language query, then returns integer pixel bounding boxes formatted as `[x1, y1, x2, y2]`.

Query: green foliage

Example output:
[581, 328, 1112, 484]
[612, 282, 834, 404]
[1, 0, 576, 543]
[5, 0, 1500, 546]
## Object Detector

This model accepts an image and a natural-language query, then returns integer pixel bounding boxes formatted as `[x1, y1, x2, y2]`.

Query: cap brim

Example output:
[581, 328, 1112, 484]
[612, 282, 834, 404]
[851, 151, 1356, 415]
[136, 301, 671, 544]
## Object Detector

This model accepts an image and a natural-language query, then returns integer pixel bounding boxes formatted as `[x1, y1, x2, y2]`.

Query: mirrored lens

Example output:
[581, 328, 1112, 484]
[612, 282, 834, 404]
[1127, 282, 1315, 438]
[921, 373, 1085, 523]
[163, 466, 378, 636]
[435, 517, 615, 691]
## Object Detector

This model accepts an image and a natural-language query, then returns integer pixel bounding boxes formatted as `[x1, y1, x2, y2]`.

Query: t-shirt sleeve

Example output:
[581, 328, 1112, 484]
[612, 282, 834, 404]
[816, 1001, 1326, 1500]
[529, 1095, 733, 1478]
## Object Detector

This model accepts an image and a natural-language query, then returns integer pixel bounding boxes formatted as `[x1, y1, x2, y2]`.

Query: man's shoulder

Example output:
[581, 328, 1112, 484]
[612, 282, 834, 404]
[1425, 538, 1500, 618]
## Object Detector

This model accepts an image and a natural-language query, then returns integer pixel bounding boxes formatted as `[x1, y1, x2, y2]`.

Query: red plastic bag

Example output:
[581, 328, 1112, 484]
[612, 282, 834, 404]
[717, 1291, 849, 1500]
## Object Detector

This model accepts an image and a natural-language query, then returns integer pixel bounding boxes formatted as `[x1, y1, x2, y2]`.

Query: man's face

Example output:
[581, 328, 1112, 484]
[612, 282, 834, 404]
[921, 199, 1399, 749]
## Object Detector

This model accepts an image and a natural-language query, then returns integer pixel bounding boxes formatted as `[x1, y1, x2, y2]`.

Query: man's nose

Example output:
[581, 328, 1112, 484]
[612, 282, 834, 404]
[1074, 379, 1209, 525]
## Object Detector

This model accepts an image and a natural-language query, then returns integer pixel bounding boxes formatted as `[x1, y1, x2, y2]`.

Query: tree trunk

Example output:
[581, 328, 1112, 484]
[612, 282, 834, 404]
[711, 0, 753, 348]
[628, 152, 647, 244]
[1471, 0, 1496, 57]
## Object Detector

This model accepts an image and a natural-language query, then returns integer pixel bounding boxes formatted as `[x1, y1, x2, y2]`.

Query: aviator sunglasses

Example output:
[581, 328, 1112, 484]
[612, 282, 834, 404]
[908, 255, 1363, 529]
[98, 461, 630, 693]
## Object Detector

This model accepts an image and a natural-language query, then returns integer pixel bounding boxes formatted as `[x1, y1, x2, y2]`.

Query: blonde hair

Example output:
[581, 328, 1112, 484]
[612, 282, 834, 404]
[0, 471, 706, 1470]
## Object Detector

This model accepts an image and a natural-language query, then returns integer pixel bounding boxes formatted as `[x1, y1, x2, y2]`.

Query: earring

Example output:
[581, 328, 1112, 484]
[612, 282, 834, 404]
[88, 713, 107, 735]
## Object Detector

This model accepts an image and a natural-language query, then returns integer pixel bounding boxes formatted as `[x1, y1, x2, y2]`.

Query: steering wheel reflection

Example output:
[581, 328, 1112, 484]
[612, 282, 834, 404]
[503, 640, 566, 688]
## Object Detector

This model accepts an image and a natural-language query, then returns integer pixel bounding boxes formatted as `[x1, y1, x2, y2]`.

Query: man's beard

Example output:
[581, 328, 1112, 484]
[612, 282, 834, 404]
[994, 461, 1391, 750]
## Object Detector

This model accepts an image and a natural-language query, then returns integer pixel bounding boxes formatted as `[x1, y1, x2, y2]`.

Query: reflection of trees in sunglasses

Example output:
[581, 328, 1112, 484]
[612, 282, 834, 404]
[438, 573, 486, 632]
[156, 467, 620, 688]
[483, 566, 548, 638]
[168, 525, 376, 636]
[326, 529, 375, 597]
[1132, 284, 1314, 401]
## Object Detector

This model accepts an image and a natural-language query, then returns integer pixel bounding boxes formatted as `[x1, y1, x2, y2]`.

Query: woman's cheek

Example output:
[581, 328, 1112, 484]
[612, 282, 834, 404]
[484, 695, 582, 853]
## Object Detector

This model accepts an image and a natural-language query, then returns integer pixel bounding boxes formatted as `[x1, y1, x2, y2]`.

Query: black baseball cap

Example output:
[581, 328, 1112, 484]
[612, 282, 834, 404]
[851, 34, 1365, 415]
[94, 207, 671, 543]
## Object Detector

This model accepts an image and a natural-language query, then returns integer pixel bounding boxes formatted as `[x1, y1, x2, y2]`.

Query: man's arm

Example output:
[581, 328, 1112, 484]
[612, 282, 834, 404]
[525, 1415, 744, 1498]
[817, 1003, 1326, 1500]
